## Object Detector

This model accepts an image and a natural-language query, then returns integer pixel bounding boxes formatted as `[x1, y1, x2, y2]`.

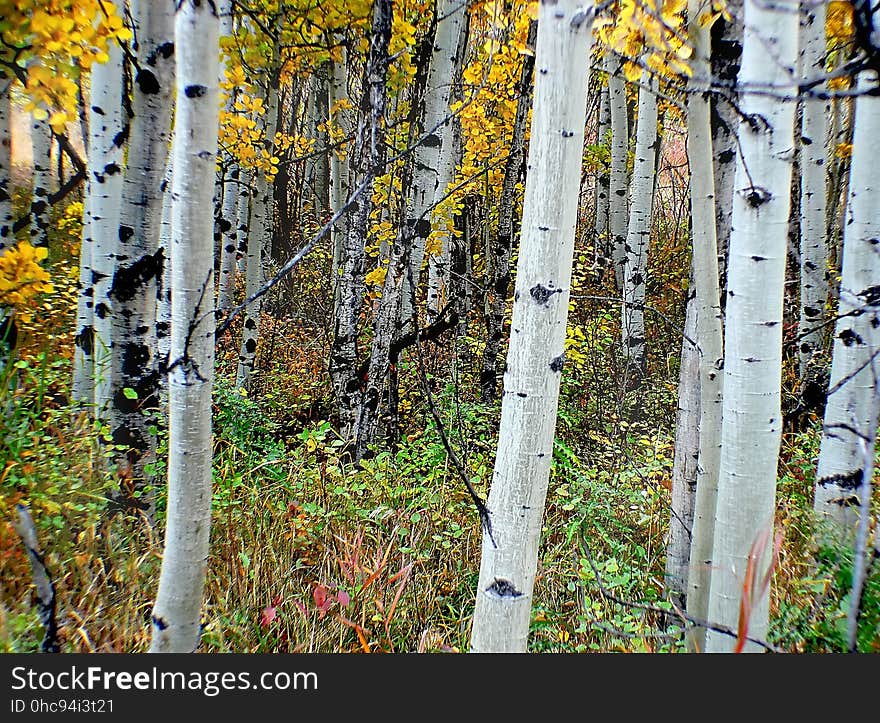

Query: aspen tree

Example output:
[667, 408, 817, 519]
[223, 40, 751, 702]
[710, 0, 742, 287]
[0, 75, 12, 249]
[621, 72, 658, 379]
[684, 0, 724, 650]
[606, 52, 629, 293]
[814, 60, 880, 539]
[797, 0, 829, 375]
[109, 1, 175, 491]
[705, 0, 798, 653]
[329, 0, 392, 440]
[28, 115, 52, 248]
[86, 43, 125, 417]
[666, 284, 699, 607]
[470, 0, 594, 653]
[401, 0, 467, 325]
[480, 20, 536, 402]
[150, 0, 219, 653]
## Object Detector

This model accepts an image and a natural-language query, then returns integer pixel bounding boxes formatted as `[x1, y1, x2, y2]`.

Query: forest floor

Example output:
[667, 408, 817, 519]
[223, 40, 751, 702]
[1, 195, 878, 654]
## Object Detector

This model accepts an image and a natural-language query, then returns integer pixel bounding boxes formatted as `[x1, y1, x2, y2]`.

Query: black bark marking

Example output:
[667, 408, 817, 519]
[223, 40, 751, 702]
[136, 68, 160, 95]
[745, 187, 771, 207]
[818, 469, 864, 492]
[839, 328, 862, 346]
[421, 132, 441, 148]
[74, 325, 95, 355]
[109, 249, 165, 303]
[549, 353, 565, 372]
[486, 578, 523, 598]
[530, 283, 562, 306]
[152, 615, 169, 631]
[185, 84, 207, 98]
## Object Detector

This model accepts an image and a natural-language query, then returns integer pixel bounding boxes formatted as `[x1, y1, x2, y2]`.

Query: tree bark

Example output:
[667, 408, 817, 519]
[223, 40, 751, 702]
[470, 0, 594, 653]
[0, 74, 13, 249]
[684, 2, 724, 651]
[710, 0, 742, 294]
[150, 0, 219, 653]
[86, 43, 126, 418]
[666, 282, 699, 608]
[108, 0, 175, 493]
[797, 0, 829, 375]
[329, 0, 392, 441]
[621, 72, 658, 381]
[400, 0, 467, 326]
[705, 0, 798, 653]
[607, 52, 629, 294]
[479, 20, 536, 402]
[235, 72, 279, 391]
[28, 114, 53, 248]
[813, 64, 880, 541]
[594, 81, 611, 273]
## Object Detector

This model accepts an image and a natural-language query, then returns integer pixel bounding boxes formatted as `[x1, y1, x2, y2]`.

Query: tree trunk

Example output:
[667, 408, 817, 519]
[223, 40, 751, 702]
[73, 191, 94, 403]
[235, 168, 250, 275]
[684, 3, 724, 651]
[235, 76, 279, 391]
[108, 0, 175, 494]
[150, 0, 219, 653]
[329, 46, 351, 310]
[813, 64, 880, 540]
[86, 43, 126, 418]
[606, 53, 629, 295]
[156, 165, 173, 375]
[705, 0, 798, 653]
[0, 74, 12, 249]
[329, 0, 392, 441]
[479, 20, 536, 402]
[621, 72, 658, 381]
[401, 0, 466, 326]
[217, 165, 239, 310]
[797, 0, 829, 375]
[470, 0, 594, 653]
[594, 81, 611, 273]
[29, 114, 53, 248]
[666, 282, 699, 608]
[710, 0, 742, 293]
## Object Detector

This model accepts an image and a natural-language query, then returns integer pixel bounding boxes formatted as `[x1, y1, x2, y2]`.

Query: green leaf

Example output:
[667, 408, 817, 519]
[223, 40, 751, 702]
[123, 387, 138, 400]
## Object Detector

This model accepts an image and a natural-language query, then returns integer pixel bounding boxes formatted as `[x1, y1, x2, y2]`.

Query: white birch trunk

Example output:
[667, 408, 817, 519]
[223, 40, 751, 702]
[705, 0, 798, 653]
[236, 64, 278, 391]
[329, 49, 350, 305]
[73, 192, 94, 402]
[710, 0, 742, 289]
[595, 82, 611, 270]
[0, 75, 12, 249]
[235, 168, 250, 275]
[87, 43, 125, 417]
[216, 1, 238, 311]
[621, 72, 658, 378]
[666, 286, 699, 607]
[401, 0, 465, 325]
[607, 52, 629, 293]
[470, 0, 594, 653]
[684, 4, 724, 650]
[108, 0, 175, 488]
[235, 168, 269, 390]
[29, 114, 53, 248]
[813, 65, 880, 539]
[797, 0, 829, 375]
[156, 166, 173, 371]
[216, 165, 239, 310]
[150, 0, 219, 653]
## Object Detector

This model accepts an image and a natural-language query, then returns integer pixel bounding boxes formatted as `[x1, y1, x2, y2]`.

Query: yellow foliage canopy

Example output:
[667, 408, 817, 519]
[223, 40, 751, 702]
[0, 241, 54, 321]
